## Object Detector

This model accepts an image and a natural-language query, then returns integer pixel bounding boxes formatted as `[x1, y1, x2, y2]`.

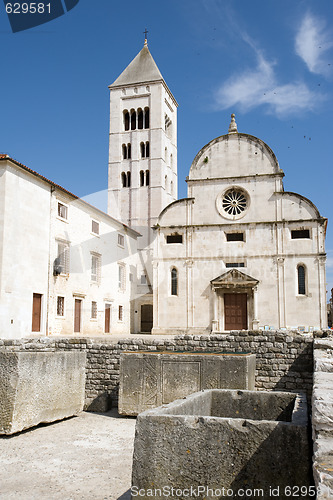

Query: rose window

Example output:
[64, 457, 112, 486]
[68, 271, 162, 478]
[216, 187, 250, 220]
[222, 190, 247, 216]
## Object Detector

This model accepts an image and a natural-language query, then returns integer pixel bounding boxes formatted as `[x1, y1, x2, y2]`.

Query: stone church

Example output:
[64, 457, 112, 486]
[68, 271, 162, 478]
[0, 39, 328, 338]
[108, 40, 327, 334]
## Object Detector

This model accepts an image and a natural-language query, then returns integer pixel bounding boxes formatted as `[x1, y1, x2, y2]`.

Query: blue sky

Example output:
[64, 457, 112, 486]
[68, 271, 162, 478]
[1, 0, 333, 293]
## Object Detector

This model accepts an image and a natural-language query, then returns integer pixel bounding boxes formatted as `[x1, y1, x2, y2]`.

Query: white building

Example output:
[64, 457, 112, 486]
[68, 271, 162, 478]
[151, 115, 327, 333]
[0, 154, 139, 339]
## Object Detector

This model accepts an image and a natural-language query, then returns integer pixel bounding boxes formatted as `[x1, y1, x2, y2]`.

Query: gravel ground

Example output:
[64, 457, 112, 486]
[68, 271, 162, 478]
[0, 410, 136, 500]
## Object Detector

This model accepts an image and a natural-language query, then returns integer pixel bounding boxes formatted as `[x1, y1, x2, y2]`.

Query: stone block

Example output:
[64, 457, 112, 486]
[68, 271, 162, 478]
[0, 351, 86, 434]
[132, 389, 312, 500]
[119, 351, 255, 415]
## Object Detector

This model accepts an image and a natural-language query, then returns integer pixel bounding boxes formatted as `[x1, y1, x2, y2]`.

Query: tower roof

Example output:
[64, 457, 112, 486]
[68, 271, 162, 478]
[110, 44, 164, 88]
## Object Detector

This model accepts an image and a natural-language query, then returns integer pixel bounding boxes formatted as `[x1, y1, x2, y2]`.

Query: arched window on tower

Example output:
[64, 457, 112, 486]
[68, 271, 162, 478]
[130, 110, 136, 130]
[165, 175, 168, 191]
[297, 265, 306, 295]
[138, 108, 143, 129]
[144, 107, 150, 129]
[127, 143, 131, 159]
[123, 110, 129, 131]
[145, 170, 150, 186]
[170, 154, 173, 168]
[140, 170, 145, 187]
[127, 171, 131, 188]
[122, 144, 127, 160]
[170, 181, 173, 196]
[165, 147, 168, 162]
[140, 142, 145, 158]
[121, 172, 127, 187]
[145, 141, 150, 158]
[171, 268, 178, 296]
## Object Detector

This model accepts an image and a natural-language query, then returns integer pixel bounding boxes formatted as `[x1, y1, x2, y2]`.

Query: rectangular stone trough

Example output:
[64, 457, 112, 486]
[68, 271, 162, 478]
[119, 351, 255, 415]
[0, 351, 86, 435]
[132, 389, 312, 500]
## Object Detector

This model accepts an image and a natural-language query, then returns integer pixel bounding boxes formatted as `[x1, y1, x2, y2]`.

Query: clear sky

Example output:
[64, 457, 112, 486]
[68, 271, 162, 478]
[1, 0, 333, 293]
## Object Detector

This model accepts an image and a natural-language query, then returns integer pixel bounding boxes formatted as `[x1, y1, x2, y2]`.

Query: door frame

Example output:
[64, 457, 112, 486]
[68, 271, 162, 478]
[32, 293, 43, 332]
[74, 298, 82, 333]
[223, 292, 248, 330]
[105, 303, 111, 334]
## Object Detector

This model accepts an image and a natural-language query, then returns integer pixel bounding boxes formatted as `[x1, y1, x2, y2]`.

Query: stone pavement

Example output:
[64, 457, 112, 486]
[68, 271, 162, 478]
[0, 410, 136, 500]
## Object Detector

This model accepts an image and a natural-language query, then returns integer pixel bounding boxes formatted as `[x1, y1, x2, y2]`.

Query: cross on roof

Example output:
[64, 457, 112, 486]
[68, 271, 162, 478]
[143, 28, 148, 41]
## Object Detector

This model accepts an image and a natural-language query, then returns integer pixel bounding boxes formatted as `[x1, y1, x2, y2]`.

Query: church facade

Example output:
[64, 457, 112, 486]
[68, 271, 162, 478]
[151, 115, 327, 334]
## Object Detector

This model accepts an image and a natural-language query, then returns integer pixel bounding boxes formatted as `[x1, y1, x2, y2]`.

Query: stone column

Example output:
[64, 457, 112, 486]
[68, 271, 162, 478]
[277, 257, 286, 328]
[252, 285, 259, 330]
[151, 261, 159, 333]
[211, 287, 219, 332]
[318, 256, 327, 329]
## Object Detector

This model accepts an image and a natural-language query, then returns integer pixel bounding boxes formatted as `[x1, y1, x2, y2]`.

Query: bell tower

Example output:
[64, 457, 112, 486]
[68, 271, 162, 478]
[107, 37, 178, 330]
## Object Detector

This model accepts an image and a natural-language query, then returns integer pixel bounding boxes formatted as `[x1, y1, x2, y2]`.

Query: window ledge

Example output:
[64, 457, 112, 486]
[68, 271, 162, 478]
[56, 216, 69, 224]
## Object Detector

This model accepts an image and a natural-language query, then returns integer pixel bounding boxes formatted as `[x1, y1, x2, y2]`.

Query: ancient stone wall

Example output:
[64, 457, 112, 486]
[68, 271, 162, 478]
[312, 337, 333, 498]
[0, 330, 314, 411]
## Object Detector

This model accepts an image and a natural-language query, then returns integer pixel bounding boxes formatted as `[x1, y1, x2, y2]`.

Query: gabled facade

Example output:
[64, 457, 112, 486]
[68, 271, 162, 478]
[152, 115, 327, 333]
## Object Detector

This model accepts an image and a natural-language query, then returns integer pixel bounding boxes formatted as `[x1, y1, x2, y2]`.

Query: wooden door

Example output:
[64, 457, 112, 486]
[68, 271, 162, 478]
[74, 299, 81, 333]
[105, 304, 111, 333]
[32, 293, 42, 332]
[224, 293, 247, 330]
[141, 304, 153, 333]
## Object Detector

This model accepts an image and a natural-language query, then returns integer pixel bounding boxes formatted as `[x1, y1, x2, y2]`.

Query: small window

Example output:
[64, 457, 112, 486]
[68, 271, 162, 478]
[57, 296, 64, 316]
[124, 110, 129, 131]
[298, 265, 306, 295]
[92, 220, 99, 235]
[91, 301, 97, 319]
[127, 143, 131, 159]
[91, 254, 101, 283]
[141, 142, 145, 158]
[57, 202, 68, 220]
[291, 229, 310, 239]
[55, 240, 70, 274]
[145, 141, 150, 158]
[138, 109, 143, 129]
[122, 144, 127, 160]
[118, 305, 123, 321]
[118, 234, 125, 247]
[141, 274, 147, 285]
[226, 263, 245, 268]
[145, 170, 150, 186]
[121, 172, 127, 187]
[226, 233, 244, 242]
[144, 107, 150, 129]
[140, 170, 145, 187]
[171, 268, 178, 296]
[166, 234, 183, 244]
[127, 171, 131, 187]
[129, 273, 133, 282]
[131, 110, 136, 130]
[118, 264, 126, 291]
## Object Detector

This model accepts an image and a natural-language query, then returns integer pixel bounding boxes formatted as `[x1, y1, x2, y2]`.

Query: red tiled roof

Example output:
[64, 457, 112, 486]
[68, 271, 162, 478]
[0, 155, 79, 199]
[0, 154, 141, 236]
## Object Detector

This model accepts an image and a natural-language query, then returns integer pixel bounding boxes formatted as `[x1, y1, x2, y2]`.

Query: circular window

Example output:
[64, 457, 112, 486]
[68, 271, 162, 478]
[216, 187, 249, 220]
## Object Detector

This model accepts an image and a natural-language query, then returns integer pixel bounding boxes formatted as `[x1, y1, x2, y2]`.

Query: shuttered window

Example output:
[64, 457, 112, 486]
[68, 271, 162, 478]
[91, 253, 101, 283]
